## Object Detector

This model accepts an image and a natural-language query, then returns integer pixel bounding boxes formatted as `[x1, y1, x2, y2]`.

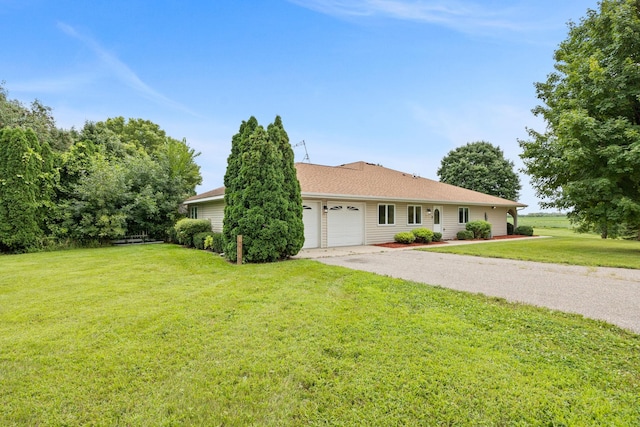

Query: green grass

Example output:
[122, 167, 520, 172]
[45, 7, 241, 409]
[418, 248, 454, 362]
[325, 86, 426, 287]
[517, 214, 572, 229]
[426, 217, 640, 269]
[1, 245, 639, 425]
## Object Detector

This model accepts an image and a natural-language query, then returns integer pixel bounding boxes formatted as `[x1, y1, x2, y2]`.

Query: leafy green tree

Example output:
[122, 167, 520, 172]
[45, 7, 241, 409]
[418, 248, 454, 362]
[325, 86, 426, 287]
[0, 128, 45, 251]
[1, 83, 73, 152]
[59, 118, 201, 241]
[78, 120, 130, 159]
[61, 155, 129, 243]
[1, 83, 201, 247]
[156, 137, 202, 193]
[520, 0, 640, 238]
[437, 141, 521, 201]
[103, 117, 167, 154]
[223, 116, 303, 262]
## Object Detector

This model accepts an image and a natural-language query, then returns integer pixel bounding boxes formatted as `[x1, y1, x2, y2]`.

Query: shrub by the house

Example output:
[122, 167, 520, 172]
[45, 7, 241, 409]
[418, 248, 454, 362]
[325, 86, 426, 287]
[193, 231, 215, 250]
[433, 232, 442, 242]
[507, 222, 514, 235]
[174, 218, 211, 247]
[394, 232, 416, 244]
[457, 230, 474, 240]
[411, 228, 434, 243]
[204, 232, 224, 253]
[466, 220, 491, 239]
[515, 225, 534, 236]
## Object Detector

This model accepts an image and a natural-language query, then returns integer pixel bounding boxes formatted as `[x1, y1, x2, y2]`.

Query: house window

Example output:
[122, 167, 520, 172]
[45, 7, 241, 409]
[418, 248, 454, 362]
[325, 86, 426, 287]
[458, 207, 469, 224]
[407, 205, 422, 225]
[189, 206, 198, 219]
[378, 204, 395, 225]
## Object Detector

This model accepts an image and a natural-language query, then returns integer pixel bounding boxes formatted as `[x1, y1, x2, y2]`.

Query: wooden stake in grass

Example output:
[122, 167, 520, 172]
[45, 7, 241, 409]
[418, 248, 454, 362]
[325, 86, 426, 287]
[237, 235, 242, 265]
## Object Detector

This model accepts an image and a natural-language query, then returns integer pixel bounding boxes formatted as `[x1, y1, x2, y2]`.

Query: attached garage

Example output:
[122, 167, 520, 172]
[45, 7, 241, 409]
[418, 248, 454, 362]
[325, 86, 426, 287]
[301, 201, 320, 249]
[327, 201, 364, 247]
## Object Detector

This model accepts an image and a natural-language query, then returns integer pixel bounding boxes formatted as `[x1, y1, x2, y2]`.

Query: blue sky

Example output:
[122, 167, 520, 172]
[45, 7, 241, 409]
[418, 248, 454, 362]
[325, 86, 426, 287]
[1, 0, 599, 212]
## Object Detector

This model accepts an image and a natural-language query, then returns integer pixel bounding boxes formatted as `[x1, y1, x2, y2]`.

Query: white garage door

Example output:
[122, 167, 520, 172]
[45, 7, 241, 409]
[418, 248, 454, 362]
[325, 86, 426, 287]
[302, 202, 320, 249]
[327, 202, 364, 247]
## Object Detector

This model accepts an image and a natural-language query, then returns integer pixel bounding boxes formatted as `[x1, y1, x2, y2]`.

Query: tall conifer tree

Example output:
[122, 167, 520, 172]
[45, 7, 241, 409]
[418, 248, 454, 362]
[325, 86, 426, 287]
[223, 116, 304, 262]
[223, 117, 258, 260]
[268, 116, 304, 256]
[0, 128, 44, 251]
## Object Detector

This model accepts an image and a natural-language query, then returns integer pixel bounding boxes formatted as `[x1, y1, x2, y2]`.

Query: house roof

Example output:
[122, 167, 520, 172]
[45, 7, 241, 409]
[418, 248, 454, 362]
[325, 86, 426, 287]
[185, 161, 527, 207]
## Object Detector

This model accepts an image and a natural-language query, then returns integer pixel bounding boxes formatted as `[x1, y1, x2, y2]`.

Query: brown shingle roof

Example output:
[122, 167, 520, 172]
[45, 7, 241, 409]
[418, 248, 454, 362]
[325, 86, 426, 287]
[186, 161, 526, 207]
[184, 186, 225, 202]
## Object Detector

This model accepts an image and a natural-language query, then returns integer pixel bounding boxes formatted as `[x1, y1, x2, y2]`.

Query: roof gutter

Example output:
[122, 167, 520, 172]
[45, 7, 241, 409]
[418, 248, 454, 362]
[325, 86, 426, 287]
[184, 194, 224, 204]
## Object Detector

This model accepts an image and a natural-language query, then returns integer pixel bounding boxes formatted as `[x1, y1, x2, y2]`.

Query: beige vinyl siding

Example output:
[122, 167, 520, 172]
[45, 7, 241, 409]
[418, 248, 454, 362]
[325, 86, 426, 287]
[485, 207, 508, 236]
[441, 205, 477, 240]
[196, 200, 224, 232]
[364, 201, 432, 244]
[441, 205, 460, 240]
[440, 205, 510, 239]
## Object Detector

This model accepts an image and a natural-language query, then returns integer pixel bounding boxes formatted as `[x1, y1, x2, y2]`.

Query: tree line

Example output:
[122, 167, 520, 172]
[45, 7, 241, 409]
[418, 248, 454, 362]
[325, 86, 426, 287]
[0, 84, 201, 253]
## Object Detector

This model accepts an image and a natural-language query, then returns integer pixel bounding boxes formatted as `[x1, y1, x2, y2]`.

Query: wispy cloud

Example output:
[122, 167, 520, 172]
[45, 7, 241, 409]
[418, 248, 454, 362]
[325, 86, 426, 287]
[288, 0, 531, 34]
[57, 22, 200, 117]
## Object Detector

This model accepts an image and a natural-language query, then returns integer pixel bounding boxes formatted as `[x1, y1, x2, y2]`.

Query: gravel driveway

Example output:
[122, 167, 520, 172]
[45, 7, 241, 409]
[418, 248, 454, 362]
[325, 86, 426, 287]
[316, 250, 640, 334]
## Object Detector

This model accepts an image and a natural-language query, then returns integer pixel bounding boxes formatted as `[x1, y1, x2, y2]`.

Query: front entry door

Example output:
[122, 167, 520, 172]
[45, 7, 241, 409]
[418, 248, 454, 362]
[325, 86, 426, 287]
[433, 206, 442, 234]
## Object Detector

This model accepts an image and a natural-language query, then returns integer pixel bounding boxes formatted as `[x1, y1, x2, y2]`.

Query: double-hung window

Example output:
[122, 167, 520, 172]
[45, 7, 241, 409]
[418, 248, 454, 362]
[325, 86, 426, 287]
[458, 207, 469, 224]
[189, 206, 198, 219]
[378, 204, 395, 225]
[407, 205, 422, 225]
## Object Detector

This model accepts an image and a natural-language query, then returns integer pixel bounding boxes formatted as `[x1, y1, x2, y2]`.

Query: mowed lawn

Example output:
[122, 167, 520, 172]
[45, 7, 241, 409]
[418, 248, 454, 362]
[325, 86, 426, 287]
[1, 245, 639, 425]
[425, 216, 640, 269]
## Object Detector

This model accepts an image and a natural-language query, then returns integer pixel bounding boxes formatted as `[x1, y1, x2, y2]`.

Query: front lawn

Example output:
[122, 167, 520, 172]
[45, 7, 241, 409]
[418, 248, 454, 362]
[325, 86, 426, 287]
[1, 245, 639, 425]
[423, 228, 640, 269]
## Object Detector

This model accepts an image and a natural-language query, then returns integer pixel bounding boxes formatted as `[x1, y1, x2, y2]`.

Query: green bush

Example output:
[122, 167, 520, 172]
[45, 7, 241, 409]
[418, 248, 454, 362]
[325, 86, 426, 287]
[466, 220, 492, 239]
[411, 228, 434, 243]
[394, 232, 416, 244]
[194, 231, 214, 250]
[433, 232, 442, 242]
[205, 232, 224, 253]
[457, 230, 474, 240]
[166, 225, 178, 243]
[204, 235, 214, 251]
[514, 225, 534, 236]
[174, 218, 211, 247]
[507, 222, 514, 235]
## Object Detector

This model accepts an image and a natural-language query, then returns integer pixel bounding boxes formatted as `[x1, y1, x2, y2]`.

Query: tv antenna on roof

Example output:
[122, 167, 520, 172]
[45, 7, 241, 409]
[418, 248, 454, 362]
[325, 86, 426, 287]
[293, 140, 311, 163]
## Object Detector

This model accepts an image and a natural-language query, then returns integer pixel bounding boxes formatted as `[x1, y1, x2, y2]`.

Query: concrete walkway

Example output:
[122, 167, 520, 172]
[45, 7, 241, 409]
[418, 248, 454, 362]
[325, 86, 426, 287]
[297, 241, 640, 335]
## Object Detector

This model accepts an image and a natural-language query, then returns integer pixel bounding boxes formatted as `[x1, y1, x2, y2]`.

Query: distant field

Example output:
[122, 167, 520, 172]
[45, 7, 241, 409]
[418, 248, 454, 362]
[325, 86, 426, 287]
[517, 214, 572, 229]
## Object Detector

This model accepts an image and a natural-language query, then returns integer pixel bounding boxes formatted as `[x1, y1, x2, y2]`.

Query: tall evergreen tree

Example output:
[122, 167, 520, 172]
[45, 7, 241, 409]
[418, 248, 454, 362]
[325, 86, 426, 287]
[223, 116, 303, 262]
[223, 117, 258, 260]
[268, 116, 304, 256]
[0, 128, 44, 252]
